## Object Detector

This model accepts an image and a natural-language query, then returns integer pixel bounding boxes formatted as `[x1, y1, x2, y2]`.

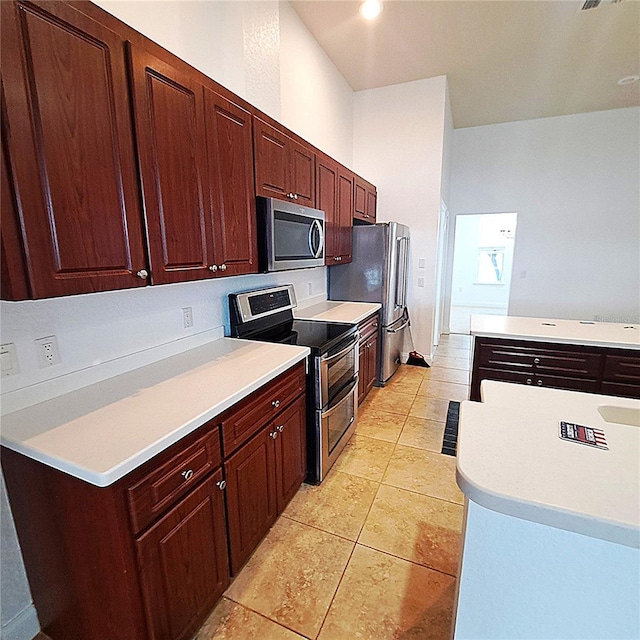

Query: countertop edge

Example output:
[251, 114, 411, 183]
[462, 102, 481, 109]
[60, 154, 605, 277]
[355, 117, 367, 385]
[1, 348, 310, 487]
[455, 466, 640, 549]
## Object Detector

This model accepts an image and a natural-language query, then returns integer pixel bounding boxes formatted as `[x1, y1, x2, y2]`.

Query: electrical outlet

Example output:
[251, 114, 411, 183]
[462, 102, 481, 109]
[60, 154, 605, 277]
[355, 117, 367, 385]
[417, 277, 425, 288]
[182, 307, 193, 328]
[35, 336, 61, 367]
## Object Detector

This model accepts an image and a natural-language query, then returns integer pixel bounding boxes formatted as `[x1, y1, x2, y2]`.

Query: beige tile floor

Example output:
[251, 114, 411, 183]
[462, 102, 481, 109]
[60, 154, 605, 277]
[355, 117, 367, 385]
[195, 333, 471, 640]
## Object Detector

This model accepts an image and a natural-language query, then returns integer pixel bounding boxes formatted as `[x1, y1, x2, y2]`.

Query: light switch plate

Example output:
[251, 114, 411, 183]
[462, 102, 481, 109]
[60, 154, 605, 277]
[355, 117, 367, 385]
[1, 343, 20, 376]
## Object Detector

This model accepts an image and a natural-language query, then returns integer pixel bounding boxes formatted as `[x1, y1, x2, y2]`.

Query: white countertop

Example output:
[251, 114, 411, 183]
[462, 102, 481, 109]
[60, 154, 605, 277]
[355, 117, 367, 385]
[295, 300, 381, 324]
[457, 380, 640, 547]
[470, 314, 640, 349]
[0, 338, 309, 487]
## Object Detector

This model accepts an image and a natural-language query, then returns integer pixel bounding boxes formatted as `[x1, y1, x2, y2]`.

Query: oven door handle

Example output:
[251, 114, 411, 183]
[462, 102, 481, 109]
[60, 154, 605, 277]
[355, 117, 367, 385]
[321, 378, 358, 418]
[320, 336, 358, 366]
[308, 219, 324, 258]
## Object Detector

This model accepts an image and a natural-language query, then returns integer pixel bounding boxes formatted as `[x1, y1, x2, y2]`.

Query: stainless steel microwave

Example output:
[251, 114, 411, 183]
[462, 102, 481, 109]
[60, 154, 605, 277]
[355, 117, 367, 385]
[257, 197, 325, 272]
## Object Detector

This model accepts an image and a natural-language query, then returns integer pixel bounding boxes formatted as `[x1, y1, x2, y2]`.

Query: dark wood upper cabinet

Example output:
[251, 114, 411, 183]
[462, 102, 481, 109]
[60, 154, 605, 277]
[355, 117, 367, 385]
[1, 0, 148, 298]
[129, 45, 214, 285]
[253, 117, 315, 207]
[336, 167, 354, 260]
[317, 155, 352, 265]
[204, 89, 258, 276]
[354, 176, 377, 224]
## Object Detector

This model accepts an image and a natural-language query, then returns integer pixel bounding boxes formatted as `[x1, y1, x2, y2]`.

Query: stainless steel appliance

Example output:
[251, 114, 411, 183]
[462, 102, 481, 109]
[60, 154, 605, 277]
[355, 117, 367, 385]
[257, 197, 325, 272]
[229, 285, 358, 483]
[329, 222, 410, 385]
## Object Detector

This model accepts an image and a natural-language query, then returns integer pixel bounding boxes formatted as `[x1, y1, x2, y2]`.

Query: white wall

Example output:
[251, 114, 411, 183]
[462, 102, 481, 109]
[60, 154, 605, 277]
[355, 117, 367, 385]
[354, 76, 450, 356]
[450, 107, 640, 322]
[279, 2, 354, 167]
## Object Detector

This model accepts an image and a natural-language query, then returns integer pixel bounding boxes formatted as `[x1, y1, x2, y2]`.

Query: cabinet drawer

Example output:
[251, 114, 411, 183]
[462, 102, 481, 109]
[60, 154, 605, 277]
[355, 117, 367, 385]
[221, 362, 306, 457]
[475, 339, 602, 378]
[603, 354, 640, 384]
[601, 381, 640, 399]
[127, 430, 221, 534]
[358, 313, 379, 341]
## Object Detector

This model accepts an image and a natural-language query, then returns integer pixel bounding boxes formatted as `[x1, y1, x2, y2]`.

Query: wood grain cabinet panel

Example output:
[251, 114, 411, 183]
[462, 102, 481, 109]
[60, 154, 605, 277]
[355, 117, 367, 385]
[471, 337, 639, 401]
[354, 176, 376, 224]
[136, 470, 229, 640]
[1, 0, 148, 298]
[358, 312, 379, 403]
[129, 46, 213, 284]
[224, 427, 278, 575]
[204, 89, 258, 276]
[274, 396, 306, 511]
[317, 155, 353, 265]
[253, 117, 315, 207]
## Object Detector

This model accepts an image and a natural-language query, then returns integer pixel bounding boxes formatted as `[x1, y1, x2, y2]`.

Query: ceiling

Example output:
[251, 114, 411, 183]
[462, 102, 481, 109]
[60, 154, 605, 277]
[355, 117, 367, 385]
[289, 0, 640, 128]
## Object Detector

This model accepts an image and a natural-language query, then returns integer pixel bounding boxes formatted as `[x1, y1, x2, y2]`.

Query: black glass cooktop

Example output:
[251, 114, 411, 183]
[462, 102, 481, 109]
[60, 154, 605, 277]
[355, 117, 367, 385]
[246, 319, 356, 356]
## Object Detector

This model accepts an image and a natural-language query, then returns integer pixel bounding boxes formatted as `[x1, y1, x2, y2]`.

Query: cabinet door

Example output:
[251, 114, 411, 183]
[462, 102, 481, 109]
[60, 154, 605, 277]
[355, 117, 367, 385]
[354, 177, 367, 221]
[1, 134, 29, 300]
[253, 117, 289, 200]
[274, 396, 306, 512]
[130, 46, 214, 285]
[290, 139, 315, 207]
[366, 184, 377, 223]
[317, 156, 339, 264]
[204, 89, 258, 277]
[1, 0, 148, 297]
[224, 427, 278, 575]
[337, 168, 354, 262]
[366, 331, 379, 396]
[136, 470, 229, 640]
[358, 340, 368, 404]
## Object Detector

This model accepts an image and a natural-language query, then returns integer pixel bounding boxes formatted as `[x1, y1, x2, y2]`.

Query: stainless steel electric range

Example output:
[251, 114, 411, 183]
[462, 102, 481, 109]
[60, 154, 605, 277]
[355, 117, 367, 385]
[229, 285, 358, 483]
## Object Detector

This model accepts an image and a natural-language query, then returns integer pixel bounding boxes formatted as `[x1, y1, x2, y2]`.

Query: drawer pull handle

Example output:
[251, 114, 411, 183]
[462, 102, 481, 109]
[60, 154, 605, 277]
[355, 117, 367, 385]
[216, 479, 226, 491]
[181, 469, 194, 481]
[272, 399, 280, 408]
[209, 264, 218, 272]
[526, 378, 532, 385]
[269, 431, 278, 439]
[220, 263, 227, 272]
[537, 379, 543, 386]
[534, 358, 540, 364]
[276, 424, 284, 433]
[136, 269, 148, 279]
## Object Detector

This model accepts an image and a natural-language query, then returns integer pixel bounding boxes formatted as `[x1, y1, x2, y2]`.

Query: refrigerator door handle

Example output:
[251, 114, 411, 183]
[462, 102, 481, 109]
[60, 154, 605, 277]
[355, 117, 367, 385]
[386, 317, 410, 334]
[395, 236, 409, 309]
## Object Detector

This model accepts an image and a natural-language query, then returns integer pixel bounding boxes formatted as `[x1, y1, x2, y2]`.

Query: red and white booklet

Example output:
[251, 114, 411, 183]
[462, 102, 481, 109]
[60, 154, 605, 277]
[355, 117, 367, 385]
[559, 421, 608, 450]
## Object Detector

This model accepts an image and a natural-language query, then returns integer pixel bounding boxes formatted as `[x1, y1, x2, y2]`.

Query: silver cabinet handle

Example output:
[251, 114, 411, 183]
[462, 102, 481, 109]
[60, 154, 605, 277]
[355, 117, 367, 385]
[526, 378, 532, 385]
[537, 379, 543, 386]
[136, 269, 148, 279]
[276, 424, 284, 433]
[181, 469, 194, 481]
[269, 431, 278, 439]
[272, 399, 280, 408]
[216, 479, 226, 491]
[209, 265, 218, 272]
[534, 357, 540, 364]
[293, 194, 298, 200]
[220, 263, 227, 272]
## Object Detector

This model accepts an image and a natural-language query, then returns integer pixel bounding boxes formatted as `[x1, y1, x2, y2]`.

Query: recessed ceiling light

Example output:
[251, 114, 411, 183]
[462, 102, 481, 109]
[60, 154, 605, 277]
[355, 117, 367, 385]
[360, 0, 383, 20]
[617, 75, 639, 86]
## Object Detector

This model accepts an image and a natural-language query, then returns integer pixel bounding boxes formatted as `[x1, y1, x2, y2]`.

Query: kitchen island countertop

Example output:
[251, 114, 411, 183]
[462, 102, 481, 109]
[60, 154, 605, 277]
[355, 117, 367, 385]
[0, 338, 309, 487]
[458, 380, 640, 547]
[295, 299, 381, 324]
[470, 313, 640, 349]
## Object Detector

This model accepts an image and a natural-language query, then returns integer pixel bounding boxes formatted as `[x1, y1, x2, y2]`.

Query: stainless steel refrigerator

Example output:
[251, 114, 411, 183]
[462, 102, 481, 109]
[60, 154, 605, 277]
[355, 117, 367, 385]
[329, 222, 410, 385]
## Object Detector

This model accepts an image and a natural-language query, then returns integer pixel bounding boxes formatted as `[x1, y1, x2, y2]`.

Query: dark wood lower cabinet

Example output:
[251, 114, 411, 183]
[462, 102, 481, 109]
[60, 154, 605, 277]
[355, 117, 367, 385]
[1, 364, 307, 640]
[224, 395, 306, 575]
[471, 337, 640, 401]
[358, 312, 380, 404]
[136, 470, 229, 640]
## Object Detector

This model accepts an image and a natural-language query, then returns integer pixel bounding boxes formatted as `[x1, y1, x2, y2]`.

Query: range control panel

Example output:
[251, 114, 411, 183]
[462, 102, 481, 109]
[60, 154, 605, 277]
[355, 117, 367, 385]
[249, 288, 292, 316]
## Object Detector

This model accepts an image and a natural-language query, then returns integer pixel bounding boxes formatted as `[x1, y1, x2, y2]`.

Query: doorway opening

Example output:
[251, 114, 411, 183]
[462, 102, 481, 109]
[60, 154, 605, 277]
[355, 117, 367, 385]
[448, 212, 518, 334]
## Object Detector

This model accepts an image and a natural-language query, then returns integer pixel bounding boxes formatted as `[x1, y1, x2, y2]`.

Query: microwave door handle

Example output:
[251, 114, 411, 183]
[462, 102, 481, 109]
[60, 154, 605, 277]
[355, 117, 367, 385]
[308, 219, 324, 258]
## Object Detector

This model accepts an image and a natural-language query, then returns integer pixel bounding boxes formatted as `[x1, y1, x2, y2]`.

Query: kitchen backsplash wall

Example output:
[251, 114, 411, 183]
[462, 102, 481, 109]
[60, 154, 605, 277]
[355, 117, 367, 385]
[0, 269, 327, 415]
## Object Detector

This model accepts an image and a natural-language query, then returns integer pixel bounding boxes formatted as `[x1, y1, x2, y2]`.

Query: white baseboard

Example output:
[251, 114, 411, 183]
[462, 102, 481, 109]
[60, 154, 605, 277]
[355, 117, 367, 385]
[2, 605, 40, 640]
